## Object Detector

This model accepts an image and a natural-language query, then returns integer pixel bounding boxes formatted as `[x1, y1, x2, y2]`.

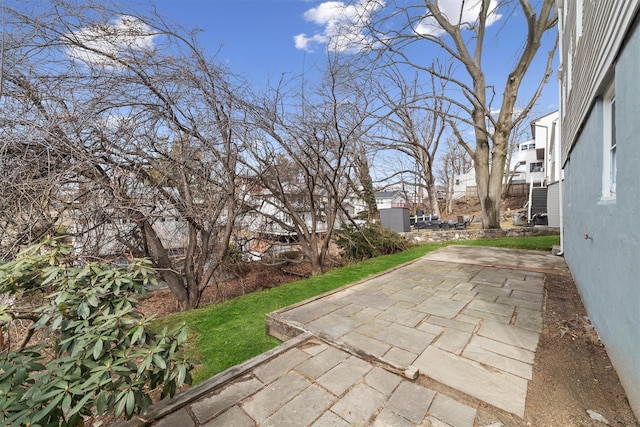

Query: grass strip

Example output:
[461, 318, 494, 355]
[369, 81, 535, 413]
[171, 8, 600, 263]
[155, 235, 559, 383]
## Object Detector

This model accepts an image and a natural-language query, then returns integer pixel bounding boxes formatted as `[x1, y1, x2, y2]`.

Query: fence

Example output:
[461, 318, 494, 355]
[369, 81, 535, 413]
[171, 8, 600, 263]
[504, 183, 529, 196]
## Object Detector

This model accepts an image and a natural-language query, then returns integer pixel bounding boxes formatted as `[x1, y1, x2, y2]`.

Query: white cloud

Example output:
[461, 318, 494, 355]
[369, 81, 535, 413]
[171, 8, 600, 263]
[294, 0, 385, 53]
[415, 0, 502, 36]
[66, 15, 156, 67]
[294, 33, 328, 51]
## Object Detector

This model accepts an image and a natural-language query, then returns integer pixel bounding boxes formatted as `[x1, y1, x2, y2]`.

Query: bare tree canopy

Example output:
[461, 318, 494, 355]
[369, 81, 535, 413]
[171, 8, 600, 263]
[374, 65, 451, 217]
[359, 0, 558, 228]
[436, 136, 473, 215]
[246, 58, 371, 274]
[1, 0, 252, 309]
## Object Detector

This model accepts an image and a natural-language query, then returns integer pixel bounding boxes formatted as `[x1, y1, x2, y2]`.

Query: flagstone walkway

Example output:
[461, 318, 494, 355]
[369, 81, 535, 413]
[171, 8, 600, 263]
[117, 245, 569, 427]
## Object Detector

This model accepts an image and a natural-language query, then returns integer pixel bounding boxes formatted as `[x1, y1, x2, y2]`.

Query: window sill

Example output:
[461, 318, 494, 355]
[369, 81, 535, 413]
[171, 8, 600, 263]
[598, 195, 616, 205]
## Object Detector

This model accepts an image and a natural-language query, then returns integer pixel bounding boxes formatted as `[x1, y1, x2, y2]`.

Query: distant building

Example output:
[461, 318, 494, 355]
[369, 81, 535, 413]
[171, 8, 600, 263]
[512, 111, 559, 186]
[510, 111, 561, 226]
[374, 191, 408, 210]
[558, 0, 640, 417]
[451, 170, 477, 201]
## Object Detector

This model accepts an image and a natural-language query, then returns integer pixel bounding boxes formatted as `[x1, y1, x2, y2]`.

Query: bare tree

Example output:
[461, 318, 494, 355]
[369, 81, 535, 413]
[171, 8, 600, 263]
[247, 60, 367, 275]
[1, 1, 250, 309]
[436, 136, 473, 215]
[375, 66, 450, 217]
[0, 117, 72, 256]
[0, 5, 83, 256]
[324, 55, 383, 222]
[365, 0, 558, 228]
[350, 139, 379, 221]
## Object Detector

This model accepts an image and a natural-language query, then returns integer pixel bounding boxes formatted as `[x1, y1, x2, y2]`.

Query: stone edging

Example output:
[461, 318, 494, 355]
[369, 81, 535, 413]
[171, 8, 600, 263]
[113, 332, 313, 427]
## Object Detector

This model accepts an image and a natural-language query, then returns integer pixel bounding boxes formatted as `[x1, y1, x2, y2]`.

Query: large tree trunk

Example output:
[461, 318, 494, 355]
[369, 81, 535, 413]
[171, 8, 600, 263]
[355, 154, 378, 221]
[474, 155, 495, 229]
[476, 130, 509, 229]
[475, 154, 505, 229]
[141, 221, 193, 310]
[308, 247, 323, 276]
[425, 176, 440, 218]
[485, 169, 503, 229]
[472, 101, 503, 229]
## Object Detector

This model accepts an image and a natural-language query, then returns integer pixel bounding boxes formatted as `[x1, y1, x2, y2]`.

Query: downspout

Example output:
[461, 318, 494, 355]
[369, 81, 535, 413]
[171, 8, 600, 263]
[556, 0, 565, 255]
[528, 176, 533, 223]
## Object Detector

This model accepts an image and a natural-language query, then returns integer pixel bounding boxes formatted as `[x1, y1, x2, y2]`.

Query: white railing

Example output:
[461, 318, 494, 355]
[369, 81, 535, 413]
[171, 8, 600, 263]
[410, 214, 439, 223]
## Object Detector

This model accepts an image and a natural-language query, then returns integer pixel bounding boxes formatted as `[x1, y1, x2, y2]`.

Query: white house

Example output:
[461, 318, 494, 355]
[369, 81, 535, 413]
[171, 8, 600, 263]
[66, 188, 190, 258]
[559, 0, 640, 417]
[510, 111, 561, 226]
[374, 191, 408, 210]
[512, 111, 559, 185]
[341, 195, 369, 219]
[451, 170, 477, 200]
[245, 187, 330, 238]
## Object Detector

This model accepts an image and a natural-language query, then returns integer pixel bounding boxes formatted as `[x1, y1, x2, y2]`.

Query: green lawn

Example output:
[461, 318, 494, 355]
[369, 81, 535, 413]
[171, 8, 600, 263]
[155, 235, 559, 384]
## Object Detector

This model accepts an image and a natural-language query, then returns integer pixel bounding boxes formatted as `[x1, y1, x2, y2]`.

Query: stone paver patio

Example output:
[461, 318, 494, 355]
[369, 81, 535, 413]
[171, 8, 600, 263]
[117, 245, 569, 427]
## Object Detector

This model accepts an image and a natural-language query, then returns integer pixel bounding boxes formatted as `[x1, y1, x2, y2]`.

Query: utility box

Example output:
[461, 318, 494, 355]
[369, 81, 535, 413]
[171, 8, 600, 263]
[379, 208, 410, 232]
[512, 212, 526, 226]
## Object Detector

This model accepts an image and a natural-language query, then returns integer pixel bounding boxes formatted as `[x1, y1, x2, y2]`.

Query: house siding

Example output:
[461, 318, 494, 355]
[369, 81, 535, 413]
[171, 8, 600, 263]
[562, 14, 640, 417]
[560, 1, 640, 163]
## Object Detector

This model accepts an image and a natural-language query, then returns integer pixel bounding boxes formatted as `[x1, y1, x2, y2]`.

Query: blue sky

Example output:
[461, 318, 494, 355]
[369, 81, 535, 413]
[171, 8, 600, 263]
[152, 1, 322, 85]
[5, 0, 558, 125]
[3, 0, 559, 114]
[149, 0, 559, 116]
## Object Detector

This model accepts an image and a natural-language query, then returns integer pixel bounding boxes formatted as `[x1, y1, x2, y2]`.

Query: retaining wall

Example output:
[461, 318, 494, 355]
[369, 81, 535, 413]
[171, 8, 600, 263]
[401, 227, 559, 243]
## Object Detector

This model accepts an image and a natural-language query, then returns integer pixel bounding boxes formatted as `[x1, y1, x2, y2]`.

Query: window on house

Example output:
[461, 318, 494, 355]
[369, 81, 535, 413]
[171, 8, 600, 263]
[602, 81, 616, 198]
[530, 162, 544, 172]
[455, 179, 460, 185]
[529, 143, 536, 150]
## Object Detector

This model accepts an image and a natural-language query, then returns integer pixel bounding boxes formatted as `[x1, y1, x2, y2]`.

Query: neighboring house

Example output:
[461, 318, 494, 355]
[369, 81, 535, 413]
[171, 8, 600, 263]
[243, 186, 372, 258]
[510, 111, 561, 226]
[514, 140, 542, 183]
[341, 195, 369, 219]
[246, 187, 330, 239]
[539, 111, 562, 228]
[558, 0, 640, 418]
[374, 191, 408, 210]
[453, 113, 559, 204]
[512, 111, 559, 186]
[451, 170, 477, 200]
[66, 188, 190, 258]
